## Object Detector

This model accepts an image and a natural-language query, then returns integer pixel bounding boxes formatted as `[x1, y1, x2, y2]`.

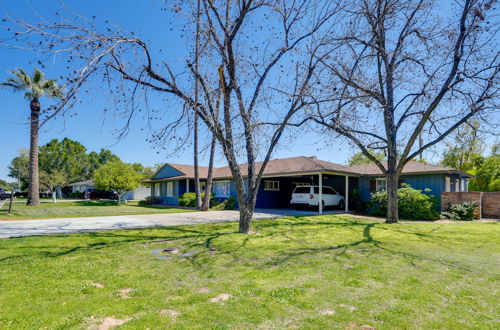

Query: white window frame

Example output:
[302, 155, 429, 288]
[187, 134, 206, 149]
[213, 180, 230, 198]
[376, 178, 387, 191]
[264, 180, 280, 191]
[155, 183, 160, 197]
[445, 177, 451, 192]
[166, 182, 174, 197]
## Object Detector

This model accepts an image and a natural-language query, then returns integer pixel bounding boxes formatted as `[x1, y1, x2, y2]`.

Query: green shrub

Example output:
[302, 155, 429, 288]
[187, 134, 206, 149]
[442, 202, 478, 221]
[370, 184, 440, 220]
[139, 196, 160, 206]
[178, 192, 214, 207]
[212, 196, 237, 210]
[68, 191, 84, 199]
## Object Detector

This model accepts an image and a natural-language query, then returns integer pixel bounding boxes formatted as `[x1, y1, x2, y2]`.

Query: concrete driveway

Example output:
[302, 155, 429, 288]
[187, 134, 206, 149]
[0, 209, 345, 238]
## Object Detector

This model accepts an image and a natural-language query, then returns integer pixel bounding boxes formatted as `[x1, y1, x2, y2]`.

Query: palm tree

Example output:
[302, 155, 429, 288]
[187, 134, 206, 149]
[1, 68, 63, 206]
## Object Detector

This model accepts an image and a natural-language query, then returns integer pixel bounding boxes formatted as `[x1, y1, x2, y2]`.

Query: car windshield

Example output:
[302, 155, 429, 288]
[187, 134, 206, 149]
[294, 187, 310, 194]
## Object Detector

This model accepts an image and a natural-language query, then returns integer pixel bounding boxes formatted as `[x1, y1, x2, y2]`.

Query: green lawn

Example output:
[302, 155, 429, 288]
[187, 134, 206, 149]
[0, 215, 498, 329]
[0, 201, 194, 220]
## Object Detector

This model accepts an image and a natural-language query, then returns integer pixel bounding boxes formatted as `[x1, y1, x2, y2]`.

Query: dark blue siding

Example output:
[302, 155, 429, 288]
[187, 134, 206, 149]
[360, 174, 446, 201]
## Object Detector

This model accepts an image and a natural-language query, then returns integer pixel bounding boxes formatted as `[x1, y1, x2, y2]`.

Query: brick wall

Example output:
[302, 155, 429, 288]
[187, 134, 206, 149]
[441, 192, 500, 219]
[482, 192, 500, 218]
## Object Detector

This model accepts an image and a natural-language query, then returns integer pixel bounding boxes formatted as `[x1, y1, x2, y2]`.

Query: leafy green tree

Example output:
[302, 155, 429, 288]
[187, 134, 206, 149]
[0, 179, 15, 191]
[348, 151, 385, 165]
[93, 160, 142, 205]
[40, 169, 68, 203]
[84, 149, 120, 179]
[441, 122, 483, 172]
[8, 149, 29, 190]
[39, 138, 89, 183]
[468, 145, 499, 192]
[130, 163, 155, 179]
[1, 68, 63, 206]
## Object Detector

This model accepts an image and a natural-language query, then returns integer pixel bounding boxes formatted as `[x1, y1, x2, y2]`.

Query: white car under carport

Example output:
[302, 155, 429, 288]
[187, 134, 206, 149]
[290, 185, 345, 210]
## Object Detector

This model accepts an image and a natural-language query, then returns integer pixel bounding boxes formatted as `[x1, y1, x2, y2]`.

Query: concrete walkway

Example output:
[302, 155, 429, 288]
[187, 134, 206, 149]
[0, 209, 345, 238]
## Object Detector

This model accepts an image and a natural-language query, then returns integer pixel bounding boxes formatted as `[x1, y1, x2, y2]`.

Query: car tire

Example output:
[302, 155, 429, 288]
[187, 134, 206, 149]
[338, 199, 345, 210]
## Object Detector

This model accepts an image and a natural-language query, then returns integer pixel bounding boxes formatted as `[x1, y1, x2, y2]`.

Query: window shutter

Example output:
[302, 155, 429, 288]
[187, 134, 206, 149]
[370, 180, 376, 192]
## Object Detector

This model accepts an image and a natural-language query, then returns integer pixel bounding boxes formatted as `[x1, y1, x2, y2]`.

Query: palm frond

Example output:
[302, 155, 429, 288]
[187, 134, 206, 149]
[3, 68, 63, 99]
[33, 68, 44, 85]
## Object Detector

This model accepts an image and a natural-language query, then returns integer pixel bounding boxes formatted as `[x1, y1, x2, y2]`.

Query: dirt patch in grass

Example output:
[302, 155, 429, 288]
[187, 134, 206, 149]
[118, 288, 132, 299]
[339, 304, 357, 312]
[319, 310, 335, 315]
[160, 309, 180, 321]
[89, 317, 131, 330]
[210, 293, 232, 305]
[90, 282, 105, 288]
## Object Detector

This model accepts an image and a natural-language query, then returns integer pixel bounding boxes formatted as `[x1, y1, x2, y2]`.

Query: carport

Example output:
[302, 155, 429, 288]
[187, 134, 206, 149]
[255, 172, 359, 213]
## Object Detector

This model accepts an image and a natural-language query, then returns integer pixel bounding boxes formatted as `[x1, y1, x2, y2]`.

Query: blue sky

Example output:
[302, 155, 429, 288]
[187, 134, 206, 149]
[0, 0, 356, 181]
[0, 1, 497, 182]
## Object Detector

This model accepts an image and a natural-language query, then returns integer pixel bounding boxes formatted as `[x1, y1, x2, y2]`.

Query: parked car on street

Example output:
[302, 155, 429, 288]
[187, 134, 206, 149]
[0, 188, 10, 200]
[290, 185, 345, 210]
[88, 190, 118, 201]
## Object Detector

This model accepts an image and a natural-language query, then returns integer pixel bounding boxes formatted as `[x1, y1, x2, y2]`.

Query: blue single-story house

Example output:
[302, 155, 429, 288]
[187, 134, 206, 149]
[144, 156, 473, 212]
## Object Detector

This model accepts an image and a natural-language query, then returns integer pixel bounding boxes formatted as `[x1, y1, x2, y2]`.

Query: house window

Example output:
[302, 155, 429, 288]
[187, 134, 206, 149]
[445, 177, 451, 192]
[155, 183, 160, 197]
[167, 182, 174, 197]
[213, 181, 230, 197]
[264, 180, 280, 191]
[376, 178, 387, 191]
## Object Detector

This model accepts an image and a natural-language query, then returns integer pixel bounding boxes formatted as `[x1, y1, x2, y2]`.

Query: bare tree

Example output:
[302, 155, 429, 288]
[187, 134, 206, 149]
[4, 0, 342, 232]
[309, 0, 499, 223]
[193, 0, 203, 209]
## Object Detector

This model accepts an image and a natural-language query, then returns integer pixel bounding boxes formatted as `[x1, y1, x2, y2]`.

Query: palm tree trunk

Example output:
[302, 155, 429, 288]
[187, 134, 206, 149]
[27, 98, 40, 206]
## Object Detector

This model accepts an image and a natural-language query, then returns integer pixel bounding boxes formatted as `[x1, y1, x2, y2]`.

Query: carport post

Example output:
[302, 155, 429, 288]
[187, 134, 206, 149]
[319, 173, 323, 214]
[345, 175, 349, 212]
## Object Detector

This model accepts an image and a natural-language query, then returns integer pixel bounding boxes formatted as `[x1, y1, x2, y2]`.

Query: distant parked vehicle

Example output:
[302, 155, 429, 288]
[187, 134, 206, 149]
[290, 185, 345, 210]
[88, 190, 118, 201]
[0, 188, 10, 200]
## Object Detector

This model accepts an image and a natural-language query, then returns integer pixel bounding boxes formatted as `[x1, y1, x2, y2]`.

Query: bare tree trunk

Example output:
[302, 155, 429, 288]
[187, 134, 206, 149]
[386, 154, 399, 223]
[238, 202, 253, 234]
[194, 113, 201, 209]
[193, 0, 202, 209]
[201, 133, 216, 211]
[27, 98, 40, 206]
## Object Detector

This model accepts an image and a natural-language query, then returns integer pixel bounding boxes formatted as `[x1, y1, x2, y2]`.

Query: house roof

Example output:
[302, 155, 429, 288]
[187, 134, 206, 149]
[211, 156, 360, 178]
[145, 156, 473, 182]
[67, 180, 94, 186]
[348, 161, 475, 177]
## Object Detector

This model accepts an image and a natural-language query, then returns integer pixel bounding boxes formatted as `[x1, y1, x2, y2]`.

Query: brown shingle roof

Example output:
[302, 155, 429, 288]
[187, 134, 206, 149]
[212, 156, 359, 178]
[348, 161, 473, 177]
[146, 156, 472, 181]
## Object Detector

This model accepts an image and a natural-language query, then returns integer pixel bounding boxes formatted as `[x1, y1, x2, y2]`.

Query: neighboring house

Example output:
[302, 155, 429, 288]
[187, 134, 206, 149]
[144, 156, 473, 211]
[66, 180, 150, 200]
[67, 180, 94, 193]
